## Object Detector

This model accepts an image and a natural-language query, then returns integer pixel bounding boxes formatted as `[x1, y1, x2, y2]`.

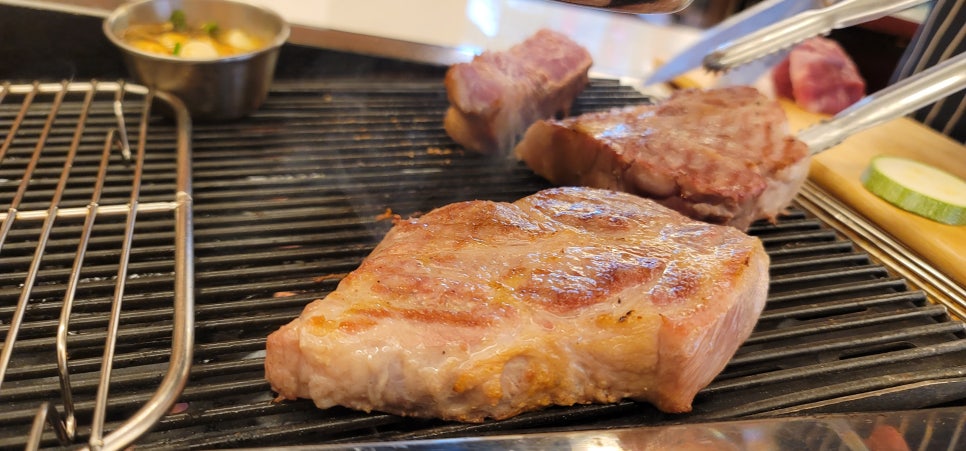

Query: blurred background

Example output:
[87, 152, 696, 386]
[0, 0, 929, 93]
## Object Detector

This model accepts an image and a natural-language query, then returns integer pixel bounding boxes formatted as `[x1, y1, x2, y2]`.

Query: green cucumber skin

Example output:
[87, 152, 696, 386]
[861, 162, 966, 226]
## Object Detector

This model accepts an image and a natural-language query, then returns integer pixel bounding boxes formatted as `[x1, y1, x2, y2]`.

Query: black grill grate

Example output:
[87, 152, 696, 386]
[4, 79, 966, 449]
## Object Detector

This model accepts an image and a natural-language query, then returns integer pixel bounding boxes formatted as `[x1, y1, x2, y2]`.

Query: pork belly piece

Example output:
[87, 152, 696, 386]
[772, 36, 866, 115]
[444, 29, 593, 155]
[265, 186, 769, 422]
[514, 86, 810, 230]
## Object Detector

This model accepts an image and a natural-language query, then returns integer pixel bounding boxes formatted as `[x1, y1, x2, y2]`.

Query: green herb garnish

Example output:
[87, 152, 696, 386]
[201, 21, 219, 35]
[170, 9, 187, 31]
[172, 42, 183, 56]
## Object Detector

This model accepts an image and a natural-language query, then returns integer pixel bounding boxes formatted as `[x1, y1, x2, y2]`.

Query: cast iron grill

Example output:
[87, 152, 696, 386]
[3, 79, 966, 449]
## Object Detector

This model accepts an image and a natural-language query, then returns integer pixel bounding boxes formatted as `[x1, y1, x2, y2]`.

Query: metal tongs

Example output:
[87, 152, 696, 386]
[702, 0, 966, 154]
[553, 0, 694, 14]
[704, 0, 930, 72]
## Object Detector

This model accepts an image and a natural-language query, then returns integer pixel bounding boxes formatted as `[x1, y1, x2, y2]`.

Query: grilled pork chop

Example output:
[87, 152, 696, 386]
[514, 86, 810, 230]
[444, 29, 593, 155]
[265, 187, 769, 422]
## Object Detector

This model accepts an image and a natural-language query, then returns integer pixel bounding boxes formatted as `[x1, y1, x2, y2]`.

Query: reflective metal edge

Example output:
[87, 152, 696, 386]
[94, 86, 195, 451]
[238, 406, 966, 450]
[796, 180, 966, 321]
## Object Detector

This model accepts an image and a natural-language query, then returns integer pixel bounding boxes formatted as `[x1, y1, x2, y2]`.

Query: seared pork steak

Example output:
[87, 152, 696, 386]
[444, 29, 593, 155]
[265, 187, 769, 422]
[514, 86, 810, 230]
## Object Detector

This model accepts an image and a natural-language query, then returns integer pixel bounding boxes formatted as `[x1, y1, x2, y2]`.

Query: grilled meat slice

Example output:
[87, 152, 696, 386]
[772, 36, 866, 115]
[444, 29, 593, 155]
[513, 86, 811, 230]
[265, 187, 769, 422]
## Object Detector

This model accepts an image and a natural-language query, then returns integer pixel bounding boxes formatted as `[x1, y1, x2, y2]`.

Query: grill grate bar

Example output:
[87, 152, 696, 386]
[733, 321, 965, 366]
[750, 303, 945, 344]
[707, 340, 966, 394]
[145, 411, 403, 451]
[710, 368, 966, 420]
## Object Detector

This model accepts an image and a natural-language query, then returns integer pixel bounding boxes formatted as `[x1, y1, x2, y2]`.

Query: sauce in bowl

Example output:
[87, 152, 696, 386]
[121, 10, 266, 58]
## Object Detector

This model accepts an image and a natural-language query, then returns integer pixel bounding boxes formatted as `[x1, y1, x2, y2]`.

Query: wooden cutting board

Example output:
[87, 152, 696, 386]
[781, 100, 966, 288]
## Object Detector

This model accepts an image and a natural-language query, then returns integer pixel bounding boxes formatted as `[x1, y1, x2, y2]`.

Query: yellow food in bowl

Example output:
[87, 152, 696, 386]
[122, 10, 265, 58]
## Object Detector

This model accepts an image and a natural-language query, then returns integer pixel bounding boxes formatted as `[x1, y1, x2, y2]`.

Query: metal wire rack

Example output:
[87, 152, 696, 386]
[0, 80, 194, 450]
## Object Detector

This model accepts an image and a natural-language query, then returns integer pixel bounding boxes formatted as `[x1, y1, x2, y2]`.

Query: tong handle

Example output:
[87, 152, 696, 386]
[797, 52, 966, 154]
[704, 0, 930, 72]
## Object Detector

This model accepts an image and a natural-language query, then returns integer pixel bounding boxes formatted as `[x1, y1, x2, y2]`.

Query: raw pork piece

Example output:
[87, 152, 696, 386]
[514, 86, 810, 230]
[772, 36, 866, 115]
[265, 187, 769, 422]
[444, 29, 593, 155]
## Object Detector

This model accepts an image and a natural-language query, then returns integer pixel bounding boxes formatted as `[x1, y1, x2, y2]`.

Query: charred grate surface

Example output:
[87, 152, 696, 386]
[7, 79, 966, 449]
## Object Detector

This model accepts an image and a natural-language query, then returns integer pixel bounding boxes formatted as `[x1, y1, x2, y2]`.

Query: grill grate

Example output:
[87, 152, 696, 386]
[4, 79, 966, 449]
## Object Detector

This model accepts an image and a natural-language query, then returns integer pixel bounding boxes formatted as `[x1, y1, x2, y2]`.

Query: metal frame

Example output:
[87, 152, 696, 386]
[797, 180, 966, 320]
[0, 81, 194, 451]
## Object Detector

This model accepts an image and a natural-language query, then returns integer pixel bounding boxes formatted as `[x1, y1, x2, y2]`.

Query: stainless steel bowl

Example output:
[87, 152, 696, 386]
[103, 0, 290, 121]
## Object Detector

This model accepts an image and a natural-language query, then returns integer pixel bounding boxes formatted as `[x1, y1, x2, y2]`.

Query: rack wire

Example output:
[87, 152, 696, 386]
[0, 80, 194, 450]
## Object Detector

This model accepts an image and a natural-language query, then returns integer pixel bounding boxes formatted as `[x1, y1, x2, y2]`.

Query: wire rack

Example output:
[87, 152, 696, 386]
[0, 81, 194, 450]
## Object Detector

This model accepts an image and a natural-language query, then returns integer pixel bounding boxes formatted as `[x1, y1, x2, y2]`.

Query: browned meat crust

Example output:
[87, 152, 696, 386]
[265, 187, 768, 422]
[514, 86, 811, 230]
[444, 29, 593, 155]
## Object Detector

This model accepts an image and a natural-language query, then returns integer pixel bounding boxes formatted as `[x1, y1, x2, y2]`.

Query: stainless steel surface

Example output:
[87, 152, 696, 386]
[644, 0, 818, 86]
[266, 406, 966, 450]
[553, 0, 693, 14]
[0, 80, 195, 451]
[102, 0, 290, 121]
[797, 52, 966, 154]
[704, 0, 929, 73]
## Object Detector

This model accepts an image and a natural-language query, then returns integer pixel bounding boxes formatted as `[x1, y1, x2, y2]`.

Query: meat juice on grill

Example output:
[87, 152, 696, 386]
[444, 29, 593, 155]
[265, 187, 769, 422]
[514, 86, 811, 230]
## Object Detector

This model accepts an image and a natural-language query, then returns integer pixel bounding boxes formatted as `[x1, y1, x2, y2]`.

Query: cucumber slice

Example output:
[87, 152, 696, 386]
[861, 156, 966, 226]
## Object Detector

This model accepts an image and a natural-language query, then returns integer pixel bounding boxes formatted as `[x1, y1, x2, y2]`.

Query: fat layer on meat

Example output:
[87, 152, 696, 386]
[444, 29, 593, 155]
[265, 187, 769, 422]
[514, 86, 811, 230]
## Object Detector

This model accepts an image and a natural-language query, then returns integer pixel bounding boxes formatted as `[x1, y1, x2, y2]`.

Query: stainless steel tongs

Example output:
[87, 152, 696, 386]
[698, 0, 966, 155]
[704, 0, 930, 72]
